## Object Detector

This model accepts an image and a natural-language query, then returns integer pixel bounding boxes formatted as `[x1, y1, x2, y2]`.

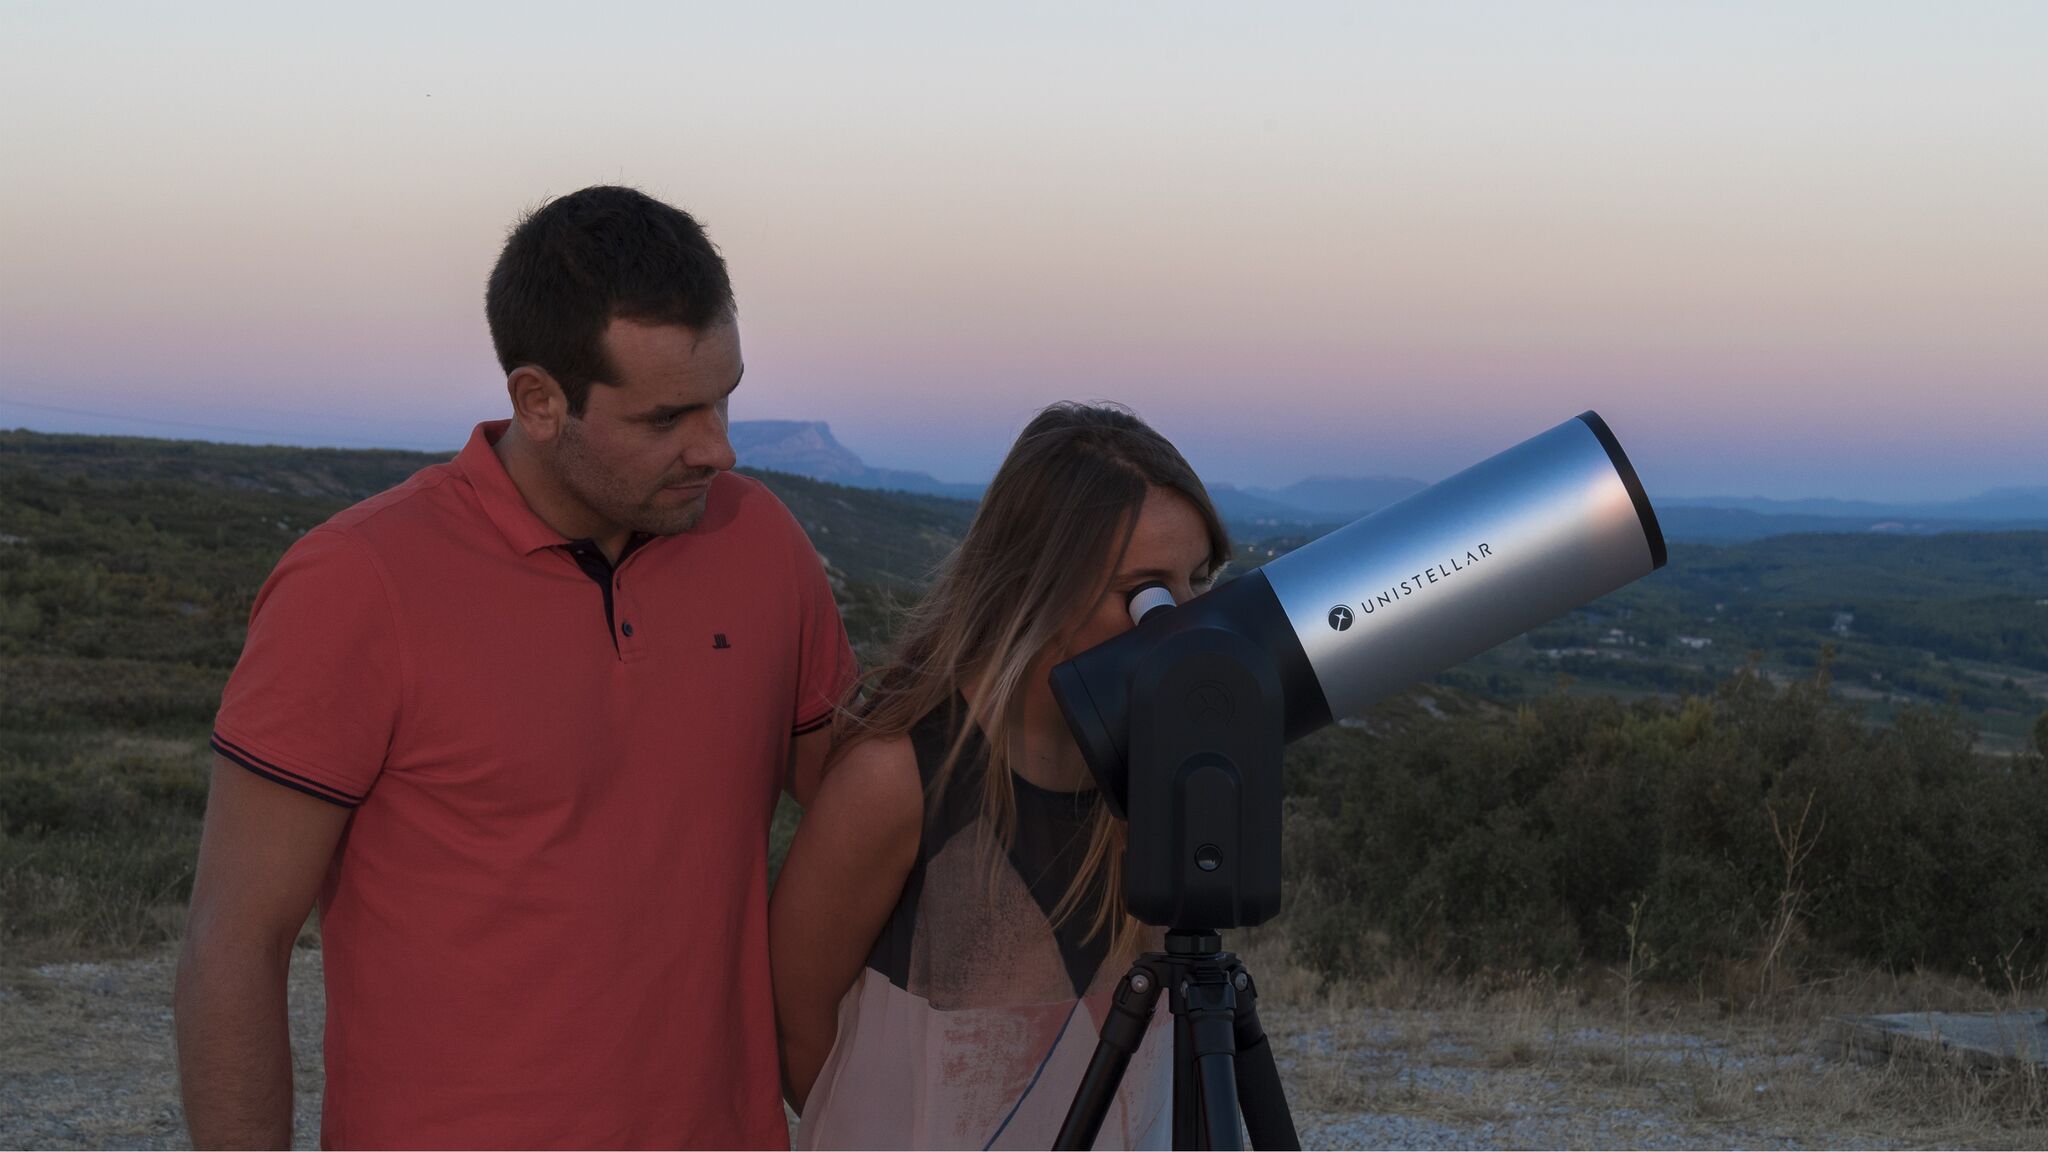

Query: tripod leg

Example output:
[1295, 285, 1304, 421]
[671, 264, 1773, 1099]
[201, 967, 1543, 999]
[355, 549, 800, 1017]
[1226, 966, 1300, 1150]
[1184, 974, 1244, 1150]
[1196, 1050, 1242, 1151]
[1173, 989, 1199, 1149]
[1054, 961, 1165, 1151]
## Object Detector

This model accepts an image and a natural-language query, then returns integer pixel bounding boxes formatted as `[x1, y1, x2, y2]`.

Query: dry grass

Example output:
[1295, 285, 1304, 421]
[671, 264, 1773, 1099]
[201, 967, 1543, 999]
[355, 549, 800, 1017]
[4, 931, 2042, 1148]
[1230, 928, 2048, 1148]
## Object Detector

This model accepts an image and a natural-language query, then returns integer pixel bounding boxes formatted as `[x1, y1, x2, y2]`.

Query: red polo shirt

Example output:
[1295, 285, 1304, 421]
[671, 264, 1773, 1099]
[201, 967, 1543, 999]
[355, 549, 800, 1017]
[211, 421, 855, 1149]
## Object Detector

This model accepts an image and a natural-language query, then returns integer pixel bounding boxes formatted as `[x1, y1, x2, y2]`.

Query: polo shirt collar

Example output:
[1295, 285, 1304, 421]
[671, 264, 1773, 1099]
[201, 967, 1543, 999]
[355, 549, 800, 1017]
[456, 420, 573, 556]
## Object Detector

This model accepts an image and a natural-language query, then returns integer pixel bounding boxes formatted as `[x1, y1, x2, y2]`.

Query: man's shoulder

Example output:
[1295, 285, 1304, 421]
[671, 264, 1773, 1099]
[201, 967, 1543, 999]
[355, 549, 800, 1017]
[702, 470, 809, 545]
[319, 458, 468, 540]
[710, 468, 782, 512]
[263, 460, 473, 591]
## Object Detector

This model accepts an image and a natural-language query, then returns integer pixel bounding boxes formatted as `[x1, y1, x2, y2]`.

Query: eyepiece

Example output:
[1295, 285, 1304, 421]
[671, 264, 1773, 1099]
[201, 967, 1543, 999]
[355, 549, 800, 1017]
[1126, 581, 1177, 626]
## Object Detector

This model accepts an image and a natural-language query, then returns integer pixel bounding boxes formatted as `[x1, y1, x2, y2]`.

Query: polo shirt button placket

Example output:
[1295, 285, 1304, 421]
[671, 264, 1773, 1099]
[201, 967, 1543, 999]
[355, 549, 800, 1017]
[615, 573, 642, 661]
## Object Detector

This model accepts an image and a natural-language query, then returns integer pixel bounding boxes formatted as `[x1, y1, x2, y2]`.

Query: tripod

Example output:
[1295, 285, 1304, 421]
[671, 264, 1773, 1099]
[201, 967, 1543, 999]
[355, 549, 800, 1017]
[1052, 930, 1298, 1151]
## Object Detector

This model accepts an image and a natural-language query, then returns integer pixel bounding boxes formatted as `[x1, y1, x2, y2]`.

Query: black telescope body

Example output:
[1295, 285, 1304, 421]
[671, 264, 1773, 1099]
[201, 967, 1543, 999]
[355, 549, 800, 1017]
[1050, 411, 1666, 929]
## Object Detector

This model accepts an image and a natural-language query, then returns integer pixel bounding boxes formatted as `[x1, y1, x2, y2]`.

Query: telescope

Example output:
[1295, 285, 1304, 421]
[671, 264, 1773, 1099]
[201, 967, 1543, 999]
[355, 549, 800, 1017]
[1048, 411, 1665, 1150]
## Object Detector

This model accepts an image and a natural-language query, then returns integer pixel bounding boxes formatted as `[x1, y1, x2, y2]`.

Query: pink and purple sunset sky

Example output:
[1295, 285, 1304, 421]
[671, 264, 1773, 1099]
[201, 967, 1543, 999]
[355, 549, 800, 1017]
[2, 2, 2043, 501]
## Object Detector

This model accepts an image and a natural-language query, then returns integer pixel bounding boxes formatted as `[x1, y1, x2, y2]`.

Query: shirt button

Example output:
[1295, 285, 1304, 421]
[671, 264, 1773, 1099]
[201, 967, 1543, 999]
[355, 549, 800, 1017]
[621, 621, 635, 637]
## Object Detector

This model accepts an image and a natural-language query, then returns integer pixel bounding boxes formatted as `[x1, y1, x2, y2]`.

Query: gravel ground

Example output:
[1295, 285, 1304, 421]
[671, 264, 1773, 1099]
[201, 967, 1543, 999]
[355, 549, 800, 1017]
[1, 950, 2034, 1149]
[0, 949, 325, 1149]
[1263, 1008, 1840, 1149]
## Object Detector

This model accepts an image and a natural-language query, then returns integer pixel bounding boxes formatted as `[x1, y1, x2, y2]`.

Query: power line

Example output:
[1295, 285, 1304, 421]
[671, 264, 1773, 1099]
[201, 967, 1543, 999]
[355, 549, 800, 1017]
[0, 396, 459, 452]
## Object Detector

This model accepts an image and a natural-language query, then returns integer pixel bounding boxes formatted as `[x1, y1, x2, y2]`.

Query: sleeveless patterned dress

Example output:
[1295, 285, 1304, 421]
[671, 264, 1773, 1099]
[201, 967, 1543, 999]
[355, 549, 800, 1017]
[795, 698, 1173, 1150]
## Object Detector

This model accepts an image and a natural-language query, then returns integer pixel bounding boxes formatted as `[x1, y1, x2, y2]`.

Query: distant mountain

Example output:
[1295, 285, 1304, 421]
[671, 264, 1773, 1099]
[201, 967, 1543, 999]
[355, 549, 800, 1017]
[731, 467, 975, 587]
[729, 420, 2048, 543]
[1244, 475, 1427, 522]
[729, 420, 864, 481]
[1653, 487, 2048, 542]
[1925, 487, 2048, 521]
[1654, 506, 2048, 542]
[1203, 485, 1334, 528]
[1662, 487, 2048, 522]
[1215, 480, 2048, 539]
[730, 421, 984, 501]
[730, 423, 1432, 531]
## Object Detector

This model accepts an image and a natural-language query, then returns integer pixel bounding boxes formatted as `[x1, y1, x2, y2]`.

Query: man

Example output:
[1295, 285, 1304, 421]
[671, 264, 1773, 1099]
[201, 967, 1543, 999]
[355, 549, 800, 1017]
[175, 186, 856, 1149]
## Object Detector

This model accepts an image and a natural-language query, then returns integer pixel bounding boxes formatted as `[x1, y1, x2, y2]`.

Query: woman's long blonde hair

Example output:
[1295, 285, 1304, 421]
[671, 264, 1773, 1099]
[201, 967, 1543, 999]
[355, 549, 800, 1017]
[830, 403, 1231, 961]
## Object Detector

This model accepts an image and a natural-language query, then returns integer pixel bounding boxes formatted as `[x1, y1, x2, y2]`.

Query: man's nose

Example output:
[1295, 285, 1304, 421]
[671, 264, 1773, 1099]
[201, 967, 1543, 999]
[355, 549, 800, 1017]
[685, 412, 737, 472]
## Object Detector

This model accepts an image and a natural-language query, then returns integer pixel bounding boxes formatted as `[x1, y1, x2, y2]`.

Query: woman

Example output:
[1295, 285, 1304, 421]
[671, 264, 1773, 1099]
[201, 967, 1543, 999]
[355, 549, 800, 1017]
[771, 403, 1232, 1149]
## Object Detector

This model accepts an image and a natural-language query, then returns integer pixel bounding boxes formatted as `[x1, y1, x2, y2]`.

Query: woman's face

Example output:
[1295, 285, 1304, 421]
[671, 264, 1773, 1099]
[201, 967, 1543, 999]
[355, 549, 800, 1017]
[1059, 485, 1216, 661]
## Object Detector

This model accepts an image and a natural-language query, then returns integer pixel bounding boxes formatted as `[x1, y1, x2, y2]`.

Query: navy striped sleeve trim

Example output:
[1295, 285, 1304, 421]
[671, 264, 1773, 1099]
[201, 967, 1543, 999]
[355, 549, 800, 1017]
[792, 712, 833, 737]
[209, 734, 364, 808]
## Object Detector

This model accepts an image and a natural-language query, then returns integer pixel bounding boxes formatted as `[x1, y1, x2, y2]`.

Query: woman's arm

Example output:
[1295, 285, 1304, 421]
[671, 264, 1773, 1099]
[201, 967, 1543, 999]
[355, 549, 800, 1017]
[770, 734, 924, 1113]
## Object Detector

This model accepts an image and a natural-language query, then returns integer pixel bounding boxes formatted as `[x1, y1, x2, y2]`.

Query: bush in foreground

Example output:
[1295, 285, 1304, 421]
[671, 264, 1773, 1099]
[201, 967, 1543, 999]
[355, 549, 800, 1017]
[1283, 662, 2048, 993]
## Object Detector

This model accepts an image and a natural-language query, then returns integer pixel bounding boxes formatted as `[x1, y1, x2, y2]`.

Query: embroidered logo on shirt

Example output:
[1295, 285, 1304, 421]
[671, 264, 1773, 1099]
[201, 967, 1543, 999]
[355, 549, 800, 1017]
[712, 633, 732, 650]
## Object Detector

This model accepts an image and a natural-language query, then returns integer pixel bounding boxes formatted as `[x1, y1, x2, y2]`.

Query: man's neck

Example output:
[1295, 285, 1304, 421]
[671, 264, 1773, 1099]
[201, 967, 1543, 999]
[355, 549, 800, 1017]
[492, 424, 629, 562]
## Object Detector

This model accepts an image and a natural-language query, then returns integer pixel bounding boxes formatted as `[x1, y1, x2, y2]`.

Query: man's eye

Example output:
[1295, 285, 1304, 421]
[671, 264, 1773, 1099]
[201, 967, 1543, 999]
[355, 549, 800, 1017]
[652, 413, 681, 429]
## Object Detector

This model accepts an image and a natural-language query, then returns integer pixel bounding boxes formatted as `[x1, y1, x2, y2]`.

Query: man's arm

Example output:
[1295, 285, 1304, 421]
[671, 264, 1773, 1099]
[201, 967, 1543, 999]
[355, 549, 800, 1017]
[175, 759, 351, 1150]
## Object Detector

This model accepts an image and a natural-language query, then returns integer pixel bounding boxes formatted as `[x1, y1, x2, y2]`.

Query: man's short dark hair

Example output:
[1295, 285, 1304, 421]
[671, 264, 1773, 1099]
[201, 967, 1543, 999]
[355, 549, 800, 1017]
[486, 185, 735, 416]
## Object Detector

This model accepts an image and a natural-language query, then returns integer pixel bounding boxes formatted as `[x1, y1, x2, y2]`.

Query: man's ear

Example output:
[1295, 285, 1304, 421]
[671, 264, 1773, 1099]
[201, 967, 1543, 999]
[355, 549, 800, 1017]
[507, 366, 569, 443]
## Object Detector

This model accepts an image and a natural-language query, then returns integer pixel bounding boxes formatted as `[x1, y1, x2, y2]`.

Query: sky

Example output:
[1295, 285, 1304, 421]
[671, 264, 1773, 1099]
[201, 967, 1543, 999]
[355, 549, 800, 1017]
[2, 1, 2044, 501]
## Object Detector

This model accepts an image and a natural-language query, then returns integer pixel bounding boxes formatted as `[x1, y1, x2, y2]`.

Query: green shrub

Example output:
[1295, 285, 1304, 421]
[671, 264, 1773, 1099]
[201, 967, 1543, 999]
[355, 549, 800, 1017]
[0, 657, 226, 730]
[1279, 667, 2048, 983]
[0, 734, 210, 956]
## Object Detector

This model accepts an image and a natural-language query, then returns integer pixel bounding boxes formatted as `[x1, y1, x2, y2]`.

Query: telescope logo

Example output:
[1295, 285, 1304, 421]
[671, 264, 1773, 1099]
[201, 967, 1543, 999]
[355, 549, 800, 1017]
[1187, 682, 1235, 725]
[1346, 542, 1495, 620]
